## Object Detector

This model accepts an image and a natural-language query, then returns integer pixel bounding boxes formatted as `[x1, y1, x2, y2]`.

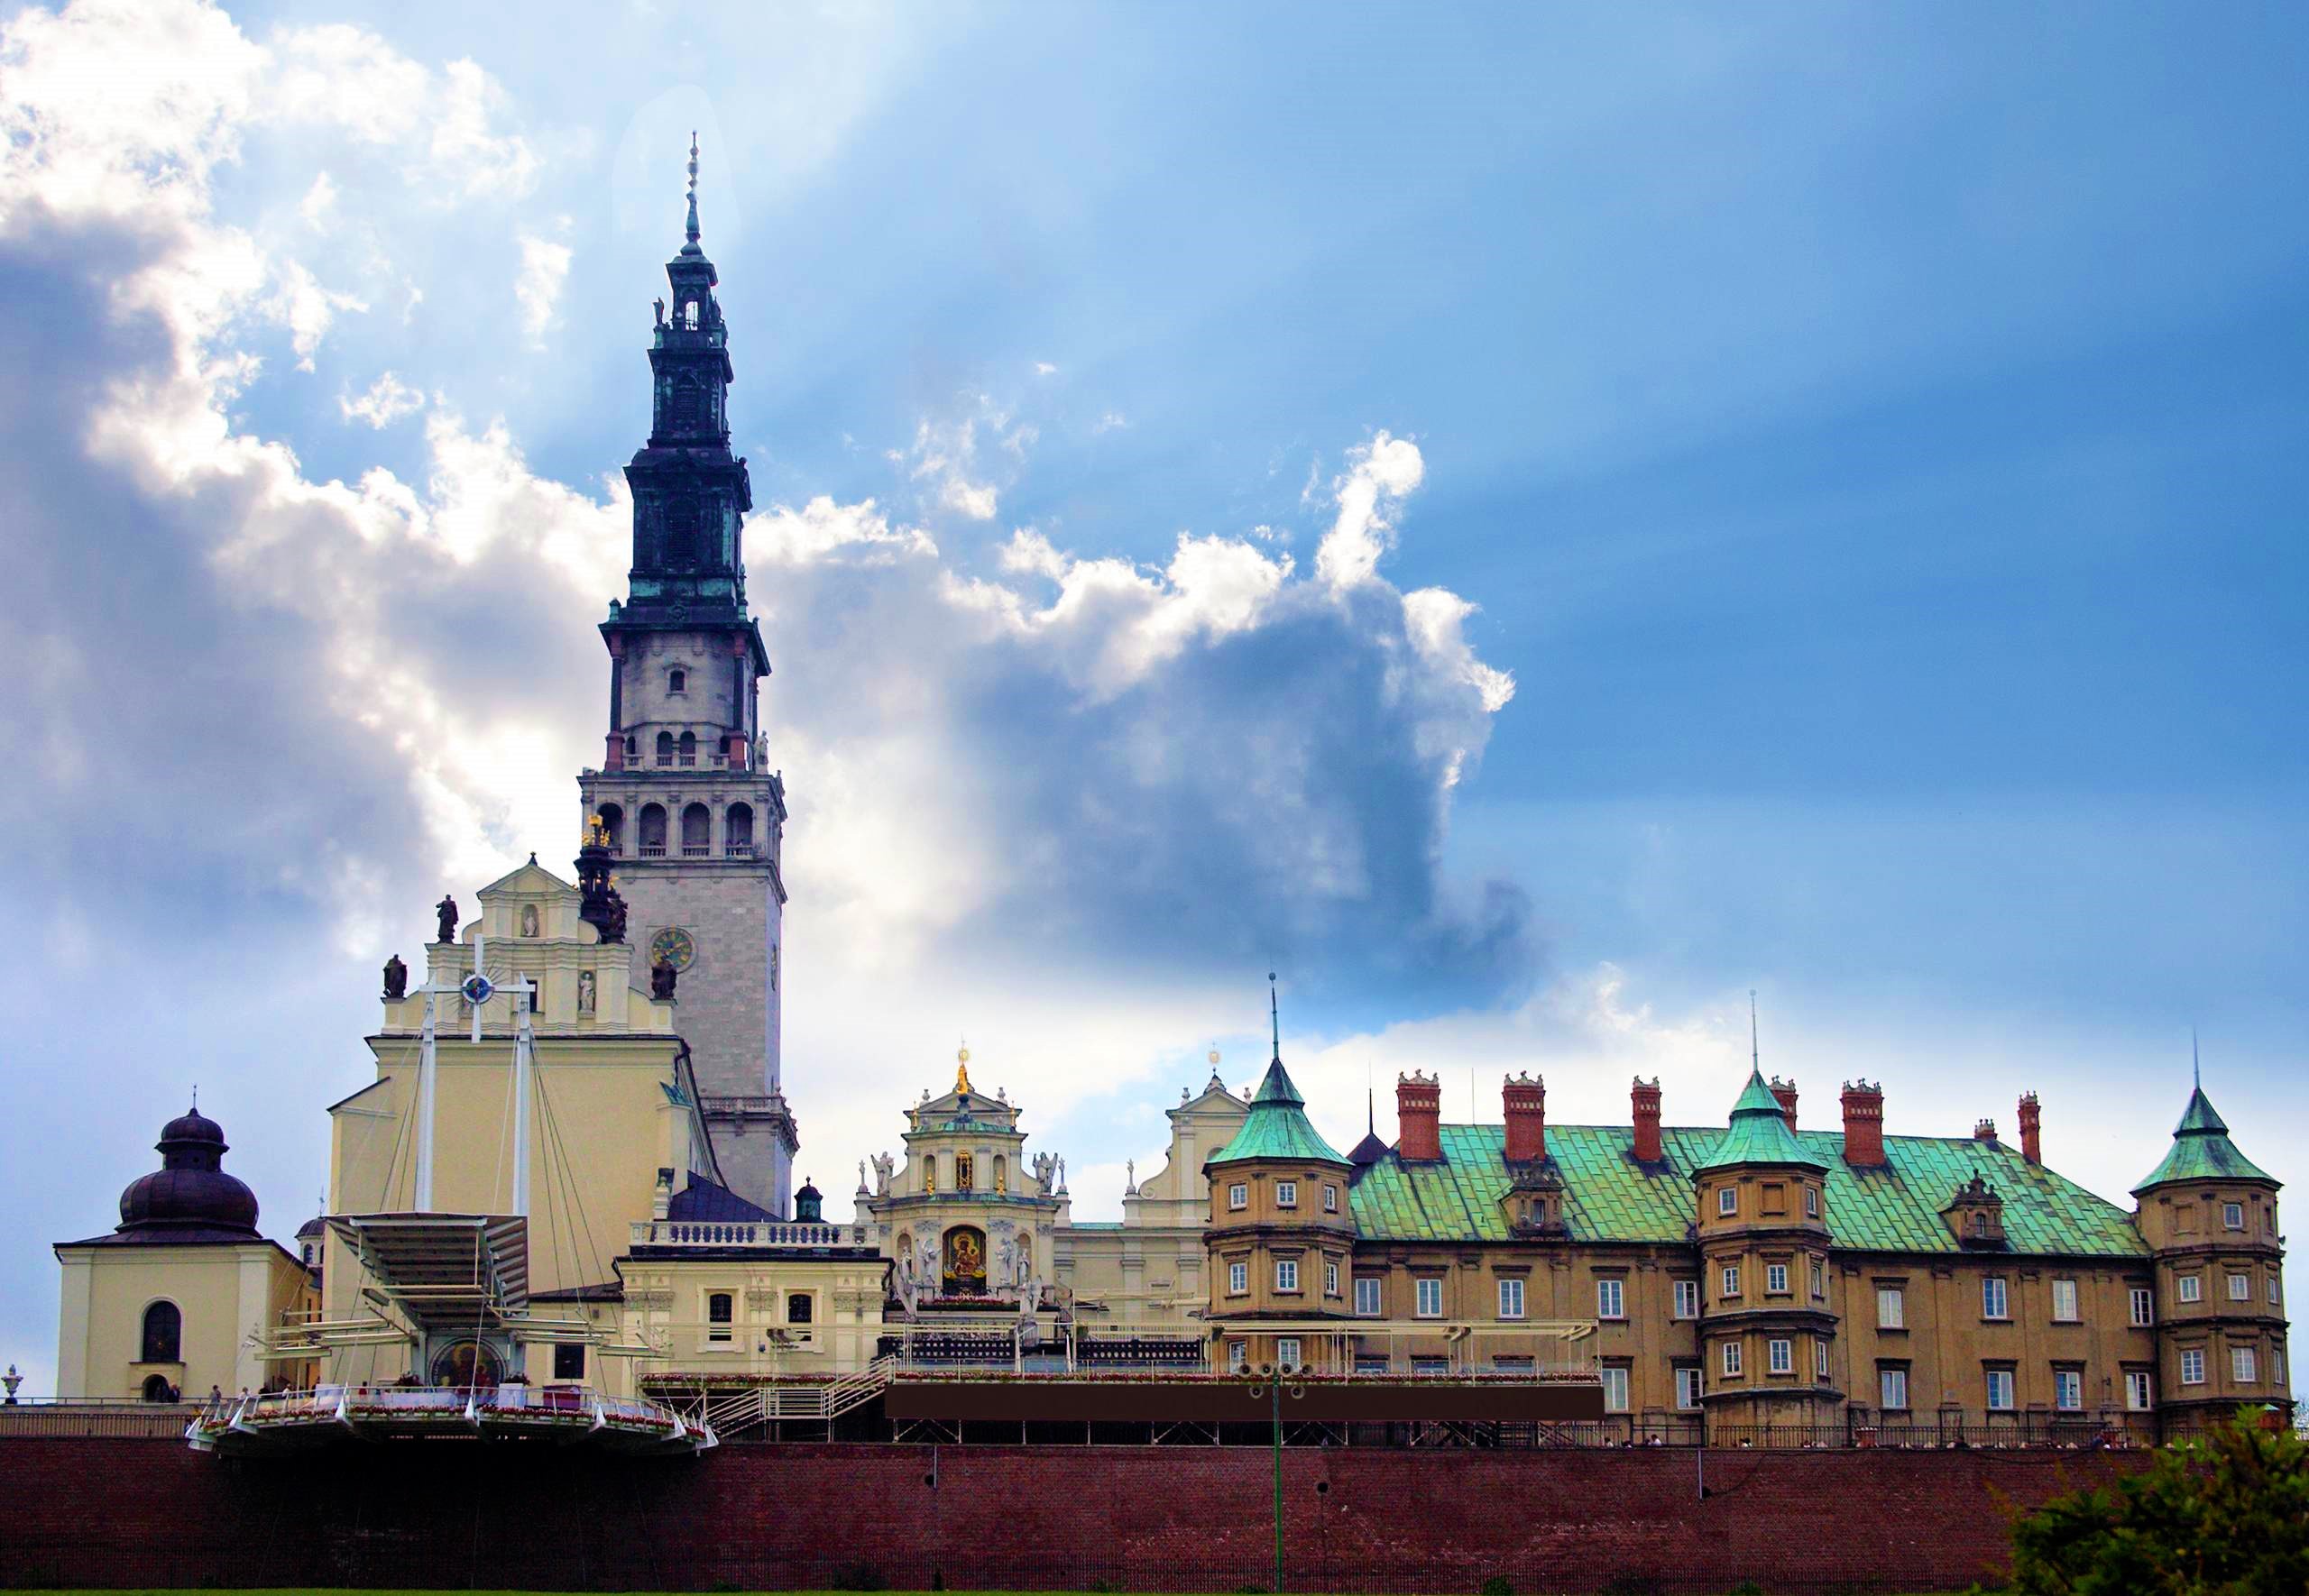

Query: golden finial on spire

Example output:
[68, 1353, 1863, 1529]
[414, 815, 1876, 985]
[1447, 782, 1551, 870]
[955, 1042, 972, 1094]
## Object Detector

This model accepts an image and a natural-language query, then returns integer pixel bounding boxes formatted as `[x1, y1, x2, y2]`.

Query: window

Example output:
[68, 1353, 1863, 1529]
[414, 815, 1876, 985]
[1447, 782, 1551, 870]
[1766, 1263, 1789, 1296]
[1411, 1356, 1449, 1376]
[1804, 1185, 1820, 1218]
[2055, 1368, 2083, 1410]
[1415, 1277, 1443, 1317]
[1228, 1182, 1248, 1211]
[1500, 1278, 1526, 1318]
[553, 1343, 585, 1380]
[2051, 1279, 2080, 1322]
[2130, 1287, 2154, 1327]
[1717, 1187, 1737, 1216]
[1982, 1277, 2010, 1320]
[1275, 1180, 1298, 1208]
[1228, 1340, 1247, 1373]
[638, 803, 668, 856]
[1274, 1258, 1299, 1293]
[2272, 1345, 2286, 1385]
[2272, 1275, 2283, 1306]
[1596, 1278, 1624, 1319]
[1325, 1261, 1340, 1297]
[2227, 1272, 2251, 1302]
[655, 730, 675, 767]
[1880, 1366, 1909, 1411]
[955, 1153, 974, 1190]
[1354, 1277, 1382, 1316]
[2223, 1201, 2244, 1231]
[787, 1293, 813, 1325]
[2125, 1371, 2153, 1411]
[1228, 1261, 1247, 1295]
[1673, 1280, 1699, 1319]
[139, 1301, 181, 1364]
[668, 667, 686, 693]
[725, 803, 754, 858]
[1600, 1366, 1630, 1412]
[1815, 1338, 1830, 1379]
[1322, 1184, 1338, 1213]
[1276, 1337, 1302, 1369]
[1720, 1264, 1741, 1299]
[2177, 1274, 2203, 1303]
[1809, 1260, 1826, 1299]
[1722, 1342, 1743, 1377]
[677, 729, 698, 768]
[1356, 1354, 1390, 1375]
[681, 800, 710, 856]
[1985, 1369, 2015, 1411]
[2231, 1346, 2257, 1383]
[706, 1292, 734, 1343]
[2180, 1348, 2205, 1385]
[1675, 1366, 1703, 1408]
[1492, 1354, 1533, 1374]
[1768, 1338, 1793, 1374]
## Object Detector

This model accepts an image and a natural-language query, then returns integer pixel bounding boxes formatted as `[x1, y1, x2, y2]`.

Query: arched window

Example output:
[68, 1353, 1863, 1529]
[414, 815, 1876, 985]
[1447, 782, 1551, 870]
[684, 299, 700, 329]
[141, 1300, 181, 1364]
[597, 803, 624, 854]
[141, 1373, 175, 1403]
[681, 803, 712, 858]
[676, 729, 697, 768]
[725, 803, 754, 858]
[787, 1293, 814, 1325]
[655, 731, 675, 767]
[668, 667, 686, 694]
[993, 1155, 1007, 1193]
[624, 733, 638, 762]
[638, 803, 668, 857]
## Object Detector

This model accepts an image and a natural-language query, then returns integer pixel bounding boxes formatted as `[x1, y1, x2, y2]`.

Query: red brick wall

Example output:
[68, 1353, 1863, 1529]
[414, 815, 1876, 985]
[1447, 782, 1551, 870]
[0, 1437, 2143, 1593]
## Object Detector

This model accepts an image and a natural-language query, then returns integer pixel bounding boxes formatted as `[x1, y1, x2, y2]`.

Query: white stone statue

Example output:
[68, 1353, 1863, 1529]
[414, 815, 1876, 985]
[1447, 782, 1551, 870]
[1032, 1151, 1056, 1192]
[915, 1231, 941, 1296]
[872, 1151, 896, 1195]
[894, 1241, 920, 1317]
[576, 969, 596, 1015]
[1125, 1158, 1136, 1195]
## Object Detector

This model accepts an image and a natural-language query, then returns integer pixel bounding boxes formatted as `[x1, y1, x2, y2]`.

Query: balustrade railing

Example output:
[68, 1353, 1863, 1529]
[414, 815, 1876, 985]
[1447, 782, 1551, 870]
[630, 1219, 851, 1248]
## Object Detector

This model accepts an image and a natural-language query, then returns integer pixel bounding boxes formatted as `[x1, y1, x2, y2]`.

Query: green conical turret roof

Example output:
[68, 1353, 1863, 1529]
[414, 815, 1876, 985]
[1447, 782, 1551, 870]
[1694, 1068, 1827, 1175]
[1206, 1057, 1348, 1169]
[2132, 1086, 2277, 1194]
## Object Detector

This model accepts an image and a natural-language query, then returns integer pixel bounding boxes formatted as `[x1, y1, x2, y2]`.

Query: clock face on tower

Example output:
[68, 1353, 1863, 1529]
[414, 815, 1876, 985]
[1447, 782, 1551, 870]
[649, 926, 696, 973]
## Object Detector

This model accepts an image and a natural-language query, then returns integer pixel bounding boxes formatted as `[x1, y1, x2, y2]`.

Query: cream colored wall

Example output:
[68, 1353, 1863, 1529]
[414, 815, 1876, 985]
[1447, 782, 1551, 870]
[621, 1255, 888, 1377]
[1063, 1080, 1247, 1323]
[53, 1243, 311, 1399]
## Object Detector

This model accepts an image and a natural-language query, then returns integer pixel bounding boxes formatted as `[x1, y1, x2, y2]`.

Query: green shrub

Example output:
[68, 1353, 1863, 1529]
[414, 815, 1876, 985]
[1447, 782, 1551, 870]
[1478, 1576, 1513, 1596]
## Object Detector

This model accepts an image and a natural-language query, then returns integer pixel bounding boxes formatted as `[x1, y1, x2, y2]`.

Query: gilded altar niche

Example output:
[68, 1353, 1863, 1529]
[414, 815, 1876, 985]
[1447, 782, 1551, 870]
[944, 1225, 988, 1294]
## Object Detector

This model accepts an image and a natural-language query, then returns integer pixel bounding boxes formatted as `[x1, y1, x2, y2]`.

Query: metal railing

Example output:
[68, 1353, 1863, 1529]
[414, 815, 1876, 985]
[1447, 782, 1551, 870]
[0, 1400, 201, 1438]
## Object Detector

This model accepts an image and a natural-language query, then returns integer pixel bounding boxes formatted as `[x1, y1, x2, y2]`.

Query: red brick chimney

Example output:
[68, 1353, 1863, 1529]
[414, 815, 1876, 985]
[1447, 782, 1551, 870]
[2017, 1092, 2041, 1165]
[1632, 1077, 1663, 1163]
[1503, 1072, 1546, 1162]
[1840, 1079, 1886, 1168]
[1770, 1075, 1798, 1133]
[1396, 1072, 1441, 1162]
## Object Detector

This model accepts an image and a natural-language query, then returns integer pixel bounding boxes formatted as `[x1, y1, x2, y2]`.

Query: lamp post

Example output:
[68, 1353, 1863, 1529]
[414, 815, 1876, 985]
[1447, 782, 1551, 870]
[1246, 1360, 1306, 1593]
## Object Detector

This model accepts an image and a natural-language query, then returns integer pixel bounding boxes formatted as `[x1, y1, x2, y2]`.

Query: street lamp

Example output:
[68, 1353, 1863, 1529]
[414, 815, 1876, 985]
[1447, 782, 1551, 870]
[1246, 1360, 1306, 1593]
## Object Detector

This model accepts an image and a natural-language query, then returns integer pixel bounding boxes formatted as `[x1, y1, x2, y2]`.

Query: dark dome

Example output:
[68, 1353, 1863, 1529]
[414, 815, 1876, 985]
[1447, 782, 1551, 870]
[116, 1104, 260, 1237]
[795, 1178, 823, 1201]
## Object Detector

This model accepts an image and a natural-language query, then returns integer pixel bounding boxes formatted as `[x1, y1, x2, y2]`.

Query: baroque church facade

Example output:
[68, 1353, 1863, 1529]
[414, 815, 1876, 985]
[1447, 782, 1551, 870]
[45, 151, 2290, 1445]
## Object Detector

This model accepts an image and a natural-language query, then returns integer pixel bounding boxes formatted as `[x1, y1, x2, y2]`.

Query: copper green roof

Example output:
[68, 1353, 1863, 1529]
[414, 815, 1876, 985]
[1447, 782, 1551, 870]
[1693, 1069, 1828, 1174]
[2132, 1087, 2277, 1194]
[1351, 1123, 2147, 1258]
[1205, 1059, 1348, 1169]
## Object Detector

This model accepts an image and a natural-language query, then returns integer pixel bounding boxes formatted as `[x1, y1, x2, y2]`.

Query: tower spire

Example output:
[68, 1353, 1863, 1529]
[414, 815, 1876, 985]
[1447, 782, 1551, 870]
[1750, 989, 1760, 1075]
[1268, 971, 1280, 1063]
[2192, 1026, 2201, 1088]
[681, 131, 702, 254]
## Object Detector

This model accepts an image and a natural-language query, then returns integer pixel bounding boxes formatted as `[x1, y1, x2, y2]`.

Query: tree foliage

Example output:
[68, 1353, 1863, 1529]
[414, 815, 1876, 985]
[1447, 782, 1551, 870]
[2004, 1410, 2309, 1595]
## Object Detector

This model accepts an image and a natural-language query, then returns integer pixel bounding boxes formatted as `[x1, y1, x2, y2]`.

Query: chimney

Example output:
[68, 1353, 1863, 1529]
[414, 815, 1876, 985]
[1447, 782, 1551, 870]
[1973, 1117, 1998, 1144]
[1503, 1072, 1546, 1162]
[1840, 1080, 1886, 1168]
[1770, 1075, 1798, 1133]
[1396, 1072, 1442, 1162]
[1631, 1077, 1663, 1164]
[2017, 1092, 2041, 1165]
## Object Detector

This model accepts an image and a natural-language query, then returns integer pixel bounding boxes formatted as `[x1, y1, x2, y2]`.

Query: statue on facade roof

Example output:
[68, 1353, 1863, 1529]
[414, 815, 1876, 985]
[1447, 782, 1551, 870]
[1031, 1151, 1056, 1193]
[382, 953, 408, 1001]
[650, 958, 678, 1000]
[872, 1151, 895, 1195]
[435, 894, 459, 944]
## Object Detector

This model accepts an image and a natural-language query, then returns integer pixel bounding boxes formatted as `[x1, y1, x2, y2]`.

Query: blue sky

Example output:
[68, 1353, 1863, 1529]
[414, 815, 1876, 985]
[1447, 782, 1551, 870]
[0, 1, 2303, 1394]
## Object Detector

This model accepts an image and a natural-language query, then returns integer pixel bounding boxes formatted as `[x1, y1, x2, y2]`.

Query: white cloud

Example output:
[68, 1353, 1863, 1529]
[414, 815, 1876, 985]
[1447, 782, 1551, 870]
[516, 233, 572, 346]
[1034, 361, 1058, 377]
[754, 495, 937, 564]
[1091, 410, 1127, 435]
[1314, 430, 1425, 590]
[298, 170, 337, 230]
[271, 258, 367, 369]
[339, 371, 425, 428]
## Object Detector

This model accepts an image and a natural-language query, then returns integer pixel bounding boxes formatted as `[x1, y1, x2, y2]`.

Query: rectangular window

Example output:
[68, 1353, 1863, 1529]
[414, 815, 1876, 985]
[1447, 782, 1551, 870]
[2232, 1346, 2258, 1383]
[1276, 1337, 1302, 1369]
[1768, 1338, 1793, 1374]
[2181, 1348, 2205, 1385]
[1228, 1340, 1247, 1373]
[1411, 1356, 1449, 1376]
[2052, 1279, 2079, 1322]
[1415, 1277, 1443, 1317]
[1492, 1354, 1533, 1374]
[2130, 1287, 2154, 1326]
[553, 1343, 585, 1381]
[1322, 1185, 1338, 1213]
[1228, 1182, 1248, 1212]
[1354, 1277, 1382, 1316]
[1228, 1261, 1247, 1295]
[1274, 1258, 1299, 1293]
[706, 1292, 733, 1343]
[955, 1153, 973, 1189]
[1815, 1337, 1830, 1379]
[2271, 1344, 2286, 1385]
[1985, 1369, 2014, 1411]
[1766, 1263, 1789, 1296]
[1877, 1285, 1905, 1329]
[1600, 1366, 1630, 1413]
[1499, 1278, 1526, 1319]
[2055, 1368, 2083, 1410]
[1721, 1264, 1740, 1299]
[1717, 1187, 1737, 1216]
[1809, 1260, 1826, 1299]
[2228, 1272, 2252, 1302]
[1805, 1185, 1820, 1218]
[1673, 1280, 1699, 1319]
[2178, 1274, 2202, 1303]
[2272, 1275, 2283, 1306]
[2125, 1371, 2153, 1411]
[1275, 1180, 1298, 1209]
[1355, 1354, 1389, 1375]
[1722, 1342, 1743, 1377]
[1880, 1367, 1909, 1411]
[1982, 1277, 2010, 1320]
[2223, 1201, 2245, 1231]
[1676, 1366, 1702, 1408]
[1596, 1278, 1624, 1319]
[1324, 1261, 1340, 1297]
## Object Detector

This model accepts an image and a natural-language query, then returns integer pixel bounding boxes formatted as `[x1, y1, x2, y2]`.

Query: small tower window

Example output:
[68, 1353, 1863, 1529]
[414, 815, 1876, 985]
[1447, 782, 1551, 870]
[141, 1301, 182, 1364]
[668, 667, 687, 694]
[677, 730, 698, 768]
[655, 731, 675, 767]
[597, 803, 624, 854]
[955, 1153, 974, 1189]
[681, 802, 711, 857]
[685, 299, 699, 329]
[638, 803, 668, 857]
[725, 803, 754, 858]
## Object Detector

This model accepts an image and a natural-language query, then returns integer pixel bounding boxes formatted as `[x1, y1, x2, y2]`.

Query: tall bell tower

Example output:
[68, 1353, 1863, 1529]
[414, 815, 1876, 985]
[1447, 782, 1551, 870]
[577, 137, 797, 1213]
